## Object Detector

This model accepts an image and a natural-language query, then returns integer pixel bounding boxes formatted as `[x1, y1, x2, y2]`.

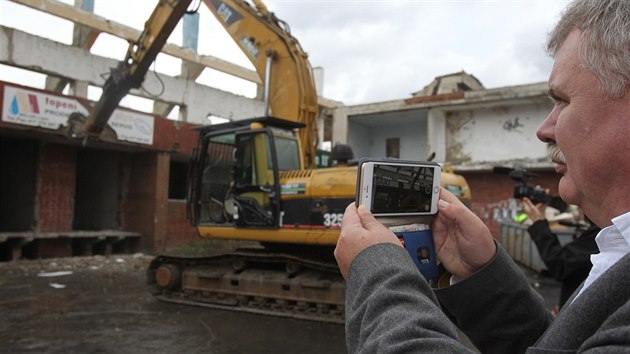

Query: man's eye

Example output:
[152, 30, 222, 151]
[547, 90, 569, 105]
[551, 96, 568, 105]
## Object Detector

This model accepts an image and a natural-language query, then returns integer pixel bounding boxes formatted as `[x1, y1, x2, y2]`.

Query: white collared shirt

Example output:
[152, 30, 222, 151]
[575, 210, 630, 299]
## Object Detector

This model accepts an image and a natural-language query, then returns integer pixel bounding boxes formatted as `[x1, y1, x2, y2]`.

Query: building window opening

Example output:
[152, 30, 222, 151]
[386, 138, 400, 158]
[168, 160, 189, 200]
[0, 138, 37, 232]
[73, 149, 120, 231]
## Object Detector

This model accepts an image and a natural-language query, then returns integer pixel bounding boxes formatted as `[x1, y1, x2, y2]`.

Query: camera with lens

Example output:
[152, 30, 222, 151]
[513, 184, 552, 204]
[493, 166, 552, 205]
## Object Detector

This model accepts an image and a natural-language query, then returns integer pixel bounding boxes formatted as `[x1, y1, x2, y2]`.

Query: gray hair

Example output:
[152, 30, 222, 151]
[547, 0, 630, 98]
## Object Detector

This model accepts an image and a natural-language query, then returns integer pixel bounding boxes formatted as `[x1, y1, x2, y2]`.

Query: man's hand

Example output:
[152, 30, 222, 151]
[334, 203, 402, 279]
[522, 197, 546, 222]
[335, 189, 496, 282]
[432, 188, 496, 280]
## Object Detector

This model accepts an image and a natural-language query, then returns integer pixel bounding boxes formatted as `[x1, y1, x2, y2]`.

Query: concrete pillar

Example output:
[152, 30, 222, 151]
[70, 81, 88, 98]
[313, 67, 324, 97]
[316, 111, 325, 150]
[154, 12, 204, 120]
[427, 108, 447, 163]
[45, 76, 68, 93]
[183, 12, 199, 52]
[45, 0, 96, 94]
[331, 106, 349, 145]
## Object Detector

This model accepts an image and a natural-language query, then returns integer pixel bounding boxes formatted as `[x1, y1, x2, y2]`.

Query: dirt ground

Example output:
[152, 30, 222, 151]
[0, 253, 560, 354]
[0, 254, 346, 354]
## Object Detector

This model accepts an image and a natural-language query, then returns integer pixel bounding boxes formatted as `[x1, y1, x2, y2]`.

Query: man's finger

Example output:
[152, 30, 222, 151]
[522, 198, 533, 212]
[341, 203, 362, 230]
[357, 204, 389, 234]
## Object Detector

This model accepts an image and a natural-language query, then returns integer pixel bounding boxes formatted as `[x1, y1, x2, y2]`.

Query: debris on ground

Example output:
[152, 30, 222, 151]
[0, 253, 153, 278]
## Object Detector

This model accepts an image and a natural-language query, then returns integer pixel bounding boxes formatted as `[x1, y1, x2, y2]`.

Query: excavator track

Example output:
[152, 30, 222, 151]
[147, 248, 346, 324]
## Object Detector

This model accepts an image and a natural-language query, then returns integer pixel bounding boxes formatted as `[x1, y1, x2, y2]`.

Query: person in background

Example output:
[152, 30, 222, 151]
[335, 0, 630, 352]
[522, 197, 599, 308]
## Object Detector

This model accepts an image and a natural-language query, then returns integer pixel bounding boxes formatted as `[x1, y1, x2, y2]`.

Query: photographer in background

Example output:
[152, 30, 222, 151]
[522, 197, 599, 308]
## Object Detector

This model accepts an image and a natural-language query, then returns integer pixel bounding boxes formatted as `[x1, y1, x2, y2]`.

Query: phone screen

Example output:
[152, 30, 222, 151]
[370, 163, 437, 214]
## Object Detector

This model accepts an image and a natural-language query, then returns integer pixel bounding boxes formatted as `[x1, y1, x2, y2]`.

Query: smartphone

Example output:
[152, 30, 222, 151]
[357, 159, 441, 217]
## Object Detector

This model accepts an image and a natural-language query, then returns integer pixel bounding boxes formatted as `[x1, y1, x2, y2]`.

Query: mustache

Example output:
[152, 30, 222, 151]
[547, 144, 566, 163]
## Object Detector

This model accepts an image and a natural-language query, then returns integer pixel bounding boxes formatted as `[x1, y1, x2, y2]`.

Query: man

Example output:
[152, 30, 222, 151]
[334, 0, 630, 352]
[522, 197, 599, 307]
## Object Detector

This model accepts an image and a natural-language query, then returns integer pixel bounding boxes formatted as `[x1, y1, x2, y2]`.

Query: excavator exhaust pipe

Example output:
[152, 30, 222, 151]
[263, 50, 273, 117]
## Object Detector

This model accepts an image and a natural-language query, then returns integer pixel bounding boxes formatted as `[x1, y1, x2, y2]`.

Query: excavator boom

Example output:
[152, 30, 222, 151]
[83, 0, 192, 137]
[203, 0, 319, 168]
[84, 0, 318, 168]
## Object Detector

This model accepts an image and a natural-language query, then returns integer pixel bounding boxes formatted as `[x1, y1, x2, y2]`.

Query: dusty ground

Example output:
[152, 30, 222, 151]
[0, 253, 560, 354]
[0, 254, 346, 353]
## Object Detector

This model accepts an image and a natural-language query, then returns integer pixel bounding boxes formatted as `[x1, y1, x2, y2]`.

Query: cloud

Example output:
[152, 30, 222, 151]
[269, 0, 569, 104]
[0, 0, 570, 106]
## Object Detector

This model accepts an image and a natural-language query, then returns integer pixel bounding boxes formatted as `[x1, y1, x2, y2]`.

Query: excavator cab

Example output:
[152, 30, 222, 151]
[190, 117, 303, 229]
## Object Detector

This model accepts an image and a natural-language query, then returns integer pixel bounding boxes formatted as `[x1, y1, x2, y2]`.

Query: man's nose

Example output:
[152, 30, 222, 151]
[536, 111, 557, 143]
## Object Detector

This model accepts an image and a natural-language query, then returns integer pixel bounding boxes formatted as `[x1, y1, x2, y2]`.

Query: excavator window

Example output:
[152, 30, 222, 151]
[197, 133, 237, 225]
[235, 135, 255, 188]
[233, 131, 280, 227]
[273, 136, 300, 171]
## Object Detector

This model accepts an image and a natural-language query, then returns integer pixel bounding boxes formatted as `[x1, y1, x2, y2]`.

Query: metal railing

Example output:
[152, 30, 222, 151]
[499, 221, 577, 272]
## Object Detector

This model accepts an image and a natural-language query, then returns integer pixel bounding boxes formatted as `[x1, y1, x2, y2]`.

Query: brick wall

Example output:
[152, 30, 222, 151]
[165, 200, 199, 249]
[34, 239, 72, 258]
[38, 143, 76, 232]
[0, 81, 205, 257]
[122, 152, 170, 252]
[155, 153, 170, 251]
[123, 153, 158, 251]
[462, 171, 562, 238]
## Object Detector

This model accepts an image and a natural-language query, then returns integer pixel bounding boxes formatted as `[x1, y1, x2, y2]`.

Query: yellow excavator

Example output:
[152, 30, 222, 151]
[85, 0, 472, 323]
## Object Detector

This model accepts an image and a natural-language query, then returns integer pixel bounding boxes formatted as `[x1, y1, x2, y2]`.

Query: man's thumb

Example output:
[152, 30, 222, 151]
[357, 204, 385, 232]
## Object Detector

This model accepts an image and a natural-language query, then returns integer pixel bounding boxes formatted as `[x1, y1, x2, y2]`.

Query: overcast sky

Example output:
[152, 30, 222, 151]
[0, 0, 570, 107]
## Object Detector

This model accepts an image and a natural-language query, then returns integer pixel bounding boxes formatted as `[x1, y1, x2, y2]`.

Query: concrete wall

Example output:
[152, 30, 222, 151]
[348, 118, 428, 161]
[0, 26, 264, 124]
[445, 102, 551, 164]
[348, 119, 428, 160]
[347, 121, 370, 159]
[339, 83, 552, 170]
[366, 117, 427, 160]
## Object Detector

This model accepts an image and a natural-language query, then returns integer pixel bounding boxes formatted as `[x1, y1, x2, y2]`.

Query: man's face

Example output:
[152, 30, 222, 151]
[536, 28, 630, 226]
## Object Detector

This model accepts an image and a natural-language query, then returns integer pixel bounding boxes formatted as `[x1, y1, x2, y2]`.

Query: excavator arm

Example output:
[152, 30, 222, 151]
[83, 0, 192, 137]
[202, 0, 319, 168]
[85, 0, 319, 169]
